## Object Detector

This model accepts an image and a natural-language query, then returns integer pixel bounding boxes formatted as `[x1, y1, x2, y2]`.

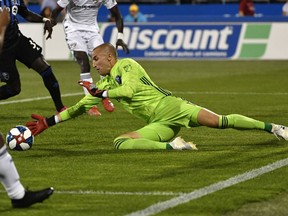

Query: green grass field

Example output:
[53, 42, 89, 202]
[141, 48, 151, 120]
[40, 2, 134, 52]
[0, 60, 288, 216]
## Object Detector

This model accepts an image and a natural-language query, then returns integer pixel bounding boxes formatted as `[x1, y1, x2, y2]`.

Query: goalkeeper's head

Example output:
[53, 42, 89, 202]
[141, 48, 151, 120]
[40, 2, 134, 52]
[92, 43, 118, 76]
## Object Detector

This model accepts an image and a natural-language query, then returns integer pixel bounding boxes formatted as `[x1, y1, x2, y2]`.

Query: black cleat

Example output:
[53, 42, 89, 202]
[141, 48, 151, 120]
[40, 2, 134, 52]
[11, 187, 54, 208]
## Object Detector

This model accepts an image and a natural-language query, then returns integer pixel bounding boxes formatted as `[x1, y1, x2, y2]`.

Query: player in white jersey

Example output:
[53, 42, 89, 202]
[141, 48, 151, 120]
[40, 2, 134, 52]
[47, 0, 129, 115]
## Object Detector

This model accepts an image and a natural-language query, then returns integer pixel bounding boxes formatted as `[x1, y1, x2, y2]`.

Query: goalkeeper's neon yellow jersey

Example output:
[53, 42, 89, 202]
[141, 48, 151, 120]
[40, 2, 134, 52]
[59, 58, 172, 123]
[97, 58, 171, 122]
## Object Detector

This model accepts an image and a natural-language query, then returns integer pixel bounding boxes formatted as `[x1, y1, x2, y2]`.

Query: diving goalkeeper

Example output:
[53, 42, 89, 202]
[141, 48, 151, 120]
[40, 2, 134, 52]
[26, 43, 288, 150]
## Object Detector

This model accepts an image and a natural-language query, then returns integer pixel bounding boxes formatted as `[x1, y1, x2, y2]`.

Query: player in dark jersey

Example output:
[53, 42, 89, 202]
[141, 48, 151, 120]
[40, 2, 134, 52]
[0, 0, 65, 112]
[0, 7, 54, 208]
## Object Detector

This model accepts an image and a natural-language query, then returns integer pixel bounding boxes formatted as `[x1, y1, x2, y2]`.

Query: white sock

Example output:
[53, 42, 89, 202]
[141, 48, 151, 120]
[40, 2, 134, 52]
[80, 72, 93, 95]
[0, 145, 25, 199]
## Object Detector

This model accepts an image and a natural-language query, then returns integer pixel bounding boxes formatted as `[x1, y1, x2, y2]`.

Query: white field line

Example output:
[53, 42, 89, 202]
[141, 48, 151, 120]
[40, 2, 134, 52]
[0, 190, 184, 196]
[1, 92, 287, 211]
[126, 157, 288, 216]
[54, 190, 185, 196]
[0, 160, 287, 216]
[0, 92, 83, 105]
[0, 91, 287, 106]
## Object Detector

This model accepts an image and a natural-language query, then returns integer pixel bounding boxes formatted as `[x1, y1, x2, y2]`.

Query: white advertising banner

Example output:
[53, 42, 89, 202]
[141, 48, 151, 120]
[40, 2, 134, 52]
[19, 23, 288, 60]
[19, 23, 71, 60]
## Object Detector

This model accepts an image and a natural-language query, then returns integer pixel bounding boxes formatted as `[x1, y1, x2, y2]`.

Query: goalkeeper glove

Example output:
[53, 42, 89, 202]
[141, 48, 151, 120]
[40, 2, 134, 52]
[78, 80, 108, 98]
[26, 114, 56, 136]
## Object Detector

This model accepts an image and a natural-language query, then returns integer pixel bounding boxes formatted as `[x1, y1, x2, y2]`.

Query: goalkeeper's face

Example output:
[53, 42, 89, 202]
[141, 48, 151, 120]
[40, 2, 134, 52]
[92, 44, 116, 76]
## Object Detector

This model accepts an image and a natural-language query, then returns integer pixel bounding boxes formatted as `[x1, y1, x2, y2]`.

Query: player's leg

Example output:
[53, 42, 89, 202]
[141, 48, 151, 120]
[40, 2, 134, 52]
[74, 50, 101, 116]
[113, 97, 201, 150]
[193, 108, 288, 140]
[195, 108, 270, 130]
[0, 132, 25, 200]
[30, 56, 65, 112]
[113, 124, 176, 150]
[30, 57, 65, 112]
[67, 31, 93, 95]
[0, 132, 54, 207]
[16, 35, 65, 112]
[70, 31, 94, 95]
[0, 50, 21, 99]
[113, 123, 195, 150]
[74, 50, 92, 94]
[88, 32, 115, 112]
[66, 31, 101, 116]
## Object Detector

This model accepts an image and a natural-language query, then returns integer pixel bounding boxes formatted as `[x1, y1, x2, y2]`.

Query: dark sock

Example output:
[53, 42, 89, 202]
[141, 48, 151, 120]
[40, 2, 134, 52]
[41, 67, 64, 111]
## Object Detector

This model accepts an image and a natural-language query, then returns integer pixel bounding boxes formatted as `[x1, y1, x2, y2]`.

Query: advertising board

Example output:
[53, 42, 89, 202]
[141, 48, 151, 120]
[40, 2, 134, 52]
[19, 22, 288, 60]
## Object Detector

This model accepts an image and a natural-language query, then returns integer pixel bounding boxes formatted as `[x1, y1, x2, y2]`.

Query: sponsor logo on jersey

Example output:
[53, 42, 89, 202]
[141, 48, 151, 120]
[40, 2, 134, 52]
[123, 64, 132, 72]
[101, 24, 241, 59]
[115, 75, 121, 84]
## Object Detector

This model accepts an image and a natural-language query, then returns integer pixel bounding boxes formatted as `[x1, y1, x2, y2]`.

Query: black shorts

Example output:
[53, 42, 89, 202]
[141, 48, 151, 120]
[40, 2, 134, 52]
[0, 34, 42, 83]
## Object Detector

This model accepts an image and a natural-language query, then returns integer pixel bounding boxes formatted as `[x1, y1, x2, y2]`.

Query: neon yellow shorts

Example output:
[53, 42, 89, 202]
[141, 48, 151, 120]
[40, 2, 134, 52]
[136, 96, 203, 142]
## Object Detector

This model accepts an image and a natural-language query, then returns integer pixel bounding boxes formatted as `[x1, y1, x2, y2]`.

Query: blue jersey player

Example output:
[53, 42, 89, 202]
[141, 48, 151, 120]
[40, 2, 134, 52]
[0, 7, 53, 208]
[0, 0, 66, 112]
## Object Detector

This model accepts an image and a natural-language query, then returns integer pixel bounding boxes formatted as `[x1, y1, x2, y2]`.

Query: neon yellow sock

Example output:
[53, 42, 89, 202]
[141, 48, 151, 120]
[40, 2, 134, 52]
[219, 114, 271, 131]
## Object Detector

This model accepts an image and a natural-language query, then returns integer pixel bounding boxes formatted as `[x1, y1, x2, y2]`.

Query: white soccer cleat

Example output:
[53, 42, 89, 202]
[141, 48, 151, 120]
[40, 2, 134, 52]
[169, 136, 198, 150]
[272, 124, 288, 141]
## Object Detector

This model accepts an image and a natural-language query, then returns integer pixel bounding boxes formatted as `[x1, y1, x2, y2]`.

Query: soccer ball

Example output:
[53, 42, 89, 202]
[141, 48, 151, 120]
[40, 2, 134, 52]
[6, 125, 34, 151]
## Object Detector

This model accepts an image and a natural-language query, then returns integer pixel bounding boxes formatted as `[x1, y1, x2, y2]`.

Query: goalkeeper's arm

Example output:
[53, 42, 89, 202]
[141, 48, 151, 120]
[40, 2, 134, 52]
[26, 94, 101, 136]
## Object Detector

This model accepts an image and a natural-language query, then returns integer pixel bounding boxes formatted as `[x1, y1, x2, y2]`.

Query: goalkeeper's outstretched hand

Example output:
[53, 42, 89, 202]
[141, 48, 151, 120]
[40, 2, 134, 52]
[78, 80, 107, 98]
[26, 114, 49, 136]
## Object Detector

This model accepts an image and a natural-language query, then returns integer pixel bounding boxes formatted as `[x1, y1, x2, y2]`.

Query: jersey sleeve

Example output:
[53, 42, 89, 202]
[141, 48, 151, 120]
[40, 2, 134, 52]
[59, 94, 101, 121]
[104, 0, 117, 10]
[107, 59, 138, 99]
[57, 0, 69, 9]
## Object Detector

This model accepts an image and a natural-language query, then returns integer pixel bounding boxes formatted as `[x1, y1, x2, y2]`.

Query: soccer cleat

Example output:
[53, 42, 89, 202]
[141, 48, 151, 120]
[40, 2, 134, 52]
[11, 187, 54, 208]
[102, 98, 115, 112]
[88, 105, 101, 116]
[272, 124, 288, 141]
[169, 136, 198, 150]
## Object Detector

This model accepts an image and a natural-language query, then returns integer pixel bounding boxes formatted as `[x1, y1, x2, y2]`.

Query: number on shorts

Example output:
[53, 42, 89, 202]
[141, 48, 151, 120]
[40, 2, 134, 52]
[29, 39, 41, 51]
